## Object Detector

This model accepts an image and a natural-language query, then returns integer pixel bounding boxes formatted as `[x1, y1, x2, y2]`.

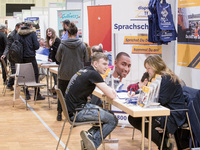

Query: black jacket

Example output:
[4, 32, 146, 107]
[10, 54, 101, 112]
[3, 29, 18, 56]
[0, 31, 7, 56]
[49, 37, 61, 63]
[18, 26, 39, 58]
[159, 75, 186, 134]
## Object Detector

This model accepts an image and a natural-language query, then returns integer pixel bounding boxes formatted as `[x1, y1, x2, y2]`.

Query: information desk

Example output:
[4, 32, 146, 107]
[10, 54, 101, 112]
[92, 89, 170, 150]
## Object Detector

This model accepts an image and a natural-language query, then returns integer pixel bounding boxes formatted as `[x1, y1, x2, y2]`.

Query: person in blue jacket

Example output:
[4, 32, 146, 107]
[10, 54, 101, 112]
[128, 55, 186, 149]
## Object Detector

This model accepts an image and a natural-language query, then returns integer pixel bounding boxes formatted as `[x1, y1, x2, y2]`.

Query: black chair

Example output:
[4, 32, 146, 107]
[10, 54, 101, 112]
[160, 109, 195, 150]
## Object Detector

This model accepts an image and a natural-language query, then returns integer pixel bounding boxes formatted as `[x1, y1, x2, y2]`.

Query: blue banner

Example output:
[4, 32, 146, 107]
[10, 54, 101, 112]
[57, 10, 82, 38]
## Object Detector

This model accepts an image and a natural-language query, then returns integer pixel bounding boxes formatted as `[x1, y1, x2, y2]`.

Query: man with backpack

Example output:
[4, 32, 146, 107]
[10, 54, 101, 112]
[1, 22, 23, 90]
[17, 21, 45, 100]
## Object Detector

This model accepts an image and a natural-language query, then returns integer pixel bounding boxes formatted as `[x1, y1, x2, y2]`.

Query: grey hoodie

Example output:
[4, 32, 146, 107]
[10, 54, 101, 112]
[55, 38, 88, 80]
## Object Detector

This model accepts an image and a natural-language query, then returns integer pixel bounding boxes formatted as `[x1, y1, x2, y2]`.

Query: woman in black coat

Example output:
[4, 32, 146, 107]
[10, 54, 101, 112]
[128, 55, 186, 149]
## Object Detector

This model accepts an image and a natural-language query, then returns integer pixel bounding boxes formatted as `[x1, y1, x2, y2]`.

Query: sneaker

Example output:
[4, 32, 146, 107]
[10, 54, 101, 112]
[25, 94, 31, 100]
[80, 131, 96, 150]
[53, 92, 57, 99]
[57, 111, 62, 121]
[36, 94, 45, 100]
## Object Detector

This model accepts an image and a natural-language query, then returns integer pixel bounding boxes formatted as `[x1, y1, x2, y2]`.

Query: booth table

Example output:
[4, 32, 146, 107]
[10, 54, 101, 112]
[39, 63, 58, 108]
[47, 67, 170, 150]
[93, 89, 170, 150]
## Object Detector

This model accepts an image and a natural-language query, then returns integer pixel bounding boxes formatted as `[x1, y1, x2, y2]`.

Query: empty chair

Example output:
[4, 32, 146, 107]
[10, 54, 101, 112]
[14, 63, 46, 110]
[55, 88, 104, 150]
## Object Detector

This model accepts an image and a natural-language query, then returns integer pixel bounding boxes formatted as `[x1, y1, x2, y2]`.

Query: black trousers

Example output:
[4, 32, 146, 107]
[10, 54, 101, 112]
[128, 115, 162, 148]
[0, 57, 7, 83]
[57, 79, 69, 111]
[7, 61, 16, 87]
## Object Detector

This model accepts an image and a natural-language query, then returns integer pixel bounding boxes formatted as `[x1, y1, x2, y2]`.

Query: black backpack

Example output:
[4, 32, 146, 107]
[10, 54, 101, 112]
[8, 35, 23, 63]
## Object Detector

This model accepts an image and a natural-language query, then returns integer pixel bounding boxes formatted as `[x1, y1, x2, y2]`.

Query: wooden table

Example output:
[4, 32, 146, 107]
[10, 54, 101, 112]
[39, 63, 58, 108]
[92, 89, 170, 150]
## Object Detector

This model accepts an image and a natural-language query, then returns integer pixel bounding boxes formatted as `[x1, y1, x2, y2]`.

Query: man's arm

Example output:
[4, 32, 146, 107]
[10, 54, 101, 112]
[2, 34, 13, 57]
[95, 82, 117, 100]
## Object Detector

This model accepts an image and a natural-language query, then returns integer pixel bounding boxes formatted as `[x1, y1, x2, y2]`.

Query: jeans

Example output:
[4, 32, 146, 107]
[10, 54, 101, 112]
[71, 103, 118, 148]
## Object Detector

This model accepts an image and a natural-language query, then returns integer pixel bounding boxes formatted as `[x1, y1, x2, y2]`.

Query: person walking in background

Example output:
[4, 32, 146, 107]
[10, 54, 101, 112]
[55, 22, 88, 121]
[1, 22, 23, 90]
[46, 28, 61, 94]
[0, 24, 8, 85]
[18, 21, 45, 100]
[61, 19, 79, 40]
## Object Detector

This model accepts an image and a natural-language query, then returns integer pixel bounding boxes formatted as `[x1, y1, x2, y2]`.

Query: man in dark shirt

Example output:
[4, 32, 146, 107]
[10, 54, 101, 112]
[65, 52, 118, 150]
[0, 24, 8, 85]
[1, 22, 23, 90]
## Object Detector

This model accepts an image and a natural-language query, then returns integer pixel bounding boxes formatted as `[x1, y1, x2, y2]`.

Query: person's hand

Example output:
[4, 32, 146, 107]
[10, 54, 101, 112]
[1, 55, 5, 60]
[111, 89, 117, 99]
[48, 59, 52, 62]
[49, 39, 53, 47]
[127, 91, 136, 97]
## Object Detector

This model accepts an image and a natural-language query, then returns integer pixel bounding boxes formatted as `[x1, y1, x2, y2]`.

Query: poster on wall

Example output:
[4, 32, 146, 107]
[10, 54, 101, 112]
[88, 5, 112, 52]
[112, 0, 162, 82]
[111, 0, 162, 127]
[24, 17, 41, 40]
[57, 10, 82, 38]
[177, 0, 200, 69]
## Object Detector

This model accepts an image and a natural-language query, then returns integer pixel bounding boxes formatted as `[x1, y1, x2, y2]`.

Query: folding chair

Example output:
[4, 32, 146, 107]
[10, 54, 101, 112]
[0, 58, 15, 96]
[160, 109, 195, 150]
[55, 88, 105, 150]
[14, 63, 46, 110]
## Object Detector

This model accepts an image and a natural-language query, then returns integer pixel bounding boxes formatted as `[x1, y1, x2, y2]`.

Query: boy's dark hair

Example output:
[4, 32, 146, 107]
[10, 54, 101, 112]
[115, 52, 130, 61]
[68, 22, 78, 36]
[62, 19, 70, 26]
[91, 52, 109, 64]
[141, 72, 149, 82]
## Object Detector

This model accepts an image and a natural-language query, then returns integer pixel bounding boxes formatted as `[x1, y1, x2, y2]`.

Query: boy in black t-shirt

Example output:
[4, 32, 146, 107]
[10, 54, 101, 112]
[65, 52, 118, 150]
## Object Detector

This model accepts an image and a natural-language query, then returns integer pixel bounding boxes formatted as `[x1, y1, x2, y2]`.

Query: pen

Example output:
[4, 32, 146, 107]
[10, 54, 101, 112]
[129, 87, 132, 95]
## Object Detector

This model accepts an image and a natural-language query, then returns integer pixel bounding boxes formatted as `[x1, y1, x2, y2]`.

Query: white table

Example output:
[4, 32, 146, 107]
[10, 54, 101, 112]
[92, 89, 170, 150]
[39, 63, 58, 108]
